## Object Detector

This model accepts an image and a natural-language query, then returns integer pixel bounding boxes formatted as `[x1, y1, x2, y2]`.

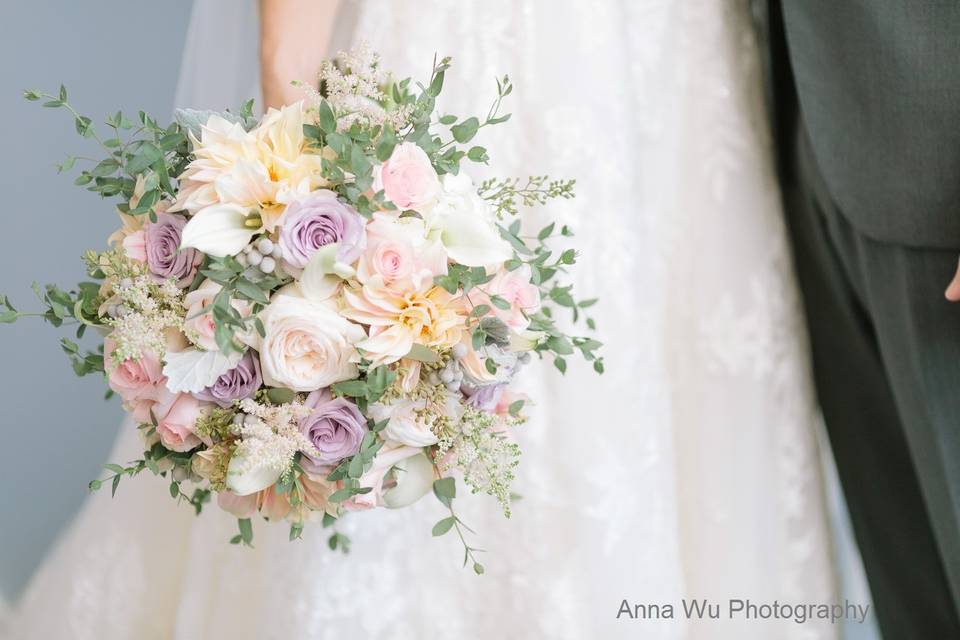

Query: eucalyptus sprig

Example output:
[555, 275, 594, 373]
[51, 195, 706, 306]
[479, 175, 577, 219]
[24, 86, 190, 220]
[431, 475, 485, 575]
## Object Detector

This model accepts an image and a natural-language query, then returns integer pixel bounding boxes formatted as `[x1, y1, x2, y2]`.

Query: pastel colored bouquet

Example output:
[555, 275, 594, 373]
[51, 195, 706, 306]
[4, 47, 601, 571]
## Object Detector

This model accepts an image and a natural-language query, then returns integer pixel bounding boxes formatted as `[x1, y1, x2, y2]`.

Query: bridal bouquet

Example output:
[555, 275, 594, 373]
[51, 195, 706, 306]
[5, 47, 601, 571]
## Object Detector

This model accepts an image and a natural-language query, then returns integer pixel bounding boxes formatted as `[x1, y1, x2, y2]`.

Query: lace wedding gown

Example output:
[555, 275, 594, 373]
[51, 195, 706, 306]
[5, 1, 839, 638]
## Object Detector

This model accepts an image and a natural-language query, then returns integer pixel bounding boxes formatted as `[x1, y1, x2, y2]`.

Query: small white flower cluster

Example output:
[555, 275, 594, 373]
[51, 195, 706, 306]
[230, 398, 318, 480]
[107, 274, 185, 363]
[436, 406, 522, 517]
[312, 43, 413, 131]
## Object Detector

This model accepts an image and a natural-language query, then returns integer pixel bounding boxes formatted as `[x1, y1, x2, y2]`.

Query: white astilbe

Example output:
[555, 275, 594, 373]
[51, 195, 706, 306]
[310, 43, 413, 131]
[436, 405, 523, 517]
[107, 272, 185, 363]
[230, 398, 317, 481]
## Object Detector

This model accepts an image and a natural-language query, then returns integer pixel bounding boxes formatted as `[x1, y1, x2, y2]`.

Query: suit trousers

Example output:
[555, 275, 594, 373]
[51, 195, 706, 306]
[782, 123, 960, 638]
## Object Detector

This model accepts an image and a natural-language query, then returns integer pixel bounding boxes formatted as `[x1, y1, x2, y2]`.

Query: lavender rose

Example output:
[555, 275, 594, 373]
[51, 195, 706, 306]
[278, 190, 366, 270]
[145, 212, 202, 287]
[194, 350, 262, 408]
[299, 390, 367, 473]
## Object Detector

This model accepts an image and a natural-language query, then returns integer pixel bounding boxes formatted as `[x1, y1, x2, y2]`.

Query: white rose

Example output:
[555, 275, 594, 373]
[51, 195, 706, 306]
[368, 398, 437, 447]
[424, 173, 512, 267]
[254, 292, 365, 392]
[368, 390, 463, 447]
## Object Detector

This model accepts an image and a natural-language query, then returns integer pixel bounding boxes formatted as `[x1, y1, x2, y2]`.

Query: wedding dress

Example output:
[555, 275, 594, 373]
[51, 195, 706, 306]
[4, 1, 840, 638]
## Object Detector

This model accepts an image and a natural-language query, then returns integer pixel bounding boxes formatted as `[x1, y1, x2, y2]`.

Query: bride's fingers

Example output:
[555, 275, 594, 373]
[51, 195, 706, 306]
[945, 256, 960, 301]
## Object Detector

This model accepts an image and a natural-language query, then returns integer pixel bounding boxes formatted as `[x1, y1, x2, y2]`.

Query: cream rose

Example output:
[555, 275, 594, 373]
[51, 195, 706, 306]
[368, 389, 463, 447]
[254, 292, 366, 391]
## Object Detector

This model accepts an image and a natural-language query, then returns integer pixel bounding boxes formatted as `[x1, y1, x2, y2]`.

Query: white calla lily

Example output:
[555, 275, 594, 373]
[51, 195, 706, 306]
[434, 210, 512, 267]
[509, 329, 547, 352]
[225, 454, 284, 496]
[425, 173, 512, 267]
[382, 453, 435, 508]
[180, 203, 258, 257]
[299, 243, 356, 302]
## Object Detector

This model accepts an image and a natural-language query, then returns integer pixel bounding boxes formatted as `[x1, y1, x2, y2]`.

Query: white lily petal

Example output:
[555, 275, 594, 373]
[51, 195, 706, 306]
[438, 212, 513, 267]
[509, 329, 547, 352]
[180, 203, 257, 257]
[382, 453, 435, 508]
[300, 243, 343, 302]
[162, 348, 242, 393]
[332, 261, 356, 280]
[225, 455, 284, 496]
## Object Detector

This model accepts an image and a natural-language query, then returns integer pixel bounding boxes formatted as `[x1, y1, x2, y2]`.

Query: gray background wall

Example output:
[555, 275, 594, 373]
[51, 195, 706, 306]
[0, 0, 193, 599]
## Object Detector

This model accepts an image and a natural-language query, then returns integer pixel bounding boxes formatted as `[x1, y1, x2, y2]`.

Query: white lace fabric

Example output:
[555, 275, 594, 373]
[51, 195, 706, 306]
[4, 2, 837, 639]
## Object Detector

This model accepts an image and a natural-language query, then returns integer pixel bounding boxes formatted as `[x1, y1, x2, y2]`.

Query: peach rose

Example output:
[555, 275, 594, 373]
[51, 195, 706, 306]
[121, 229, 147, 262]
[153, 392, 207, 452]
[104, 337, 166, 422]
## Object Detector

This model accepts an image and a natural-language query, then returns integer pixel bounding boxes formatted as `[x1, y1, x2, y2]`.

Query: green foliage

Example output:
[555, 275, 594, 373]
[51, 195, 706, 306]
[230, 518, 254, 547]
[431, 473, 485, 576]
[26, 89, 190, 210]
[479, 175, 577, 219]
[331, 364, 396, 409]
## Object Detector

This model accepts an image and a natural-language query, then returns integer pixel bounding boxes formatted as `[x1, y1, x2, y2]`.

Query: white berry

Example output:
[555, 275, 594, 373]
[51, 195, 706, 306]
[260, 256, 276, 274]
[247, 250, 263, 266]
[257, 238, 274, 254]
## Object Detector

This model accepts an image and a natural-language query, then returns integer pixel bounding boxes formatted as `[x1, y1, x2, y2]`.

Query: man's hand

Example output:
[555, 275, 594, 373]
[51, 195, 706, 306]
[945, 257, 960, 301]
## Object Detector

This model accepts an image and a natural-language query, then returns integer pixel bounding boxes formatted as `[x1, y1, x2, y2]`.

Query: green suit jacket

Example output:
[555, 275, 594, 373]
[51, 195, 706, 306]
[767, 1, 960, 248]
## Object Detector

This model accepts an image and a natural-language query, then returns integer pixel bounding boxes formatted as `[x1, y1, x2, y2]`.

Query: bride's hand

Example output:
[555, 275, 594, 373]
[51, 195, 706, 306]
[260, 0, 342, 109]
[945, 258, 960, 301]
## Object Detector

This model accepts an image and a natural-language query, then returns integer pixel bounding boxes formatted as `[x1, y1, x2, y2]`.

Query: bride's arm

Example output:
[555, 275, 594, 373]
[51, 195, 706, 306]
[260, 0, 342, 109]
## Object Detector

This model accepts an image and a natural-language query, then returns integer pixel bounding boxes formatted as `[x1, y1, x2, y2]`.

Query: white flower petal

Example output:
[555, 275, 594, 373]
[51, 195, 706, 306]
[180, 203, 257, 257]
[438, 212, 513, 267]
[382, 453, 435, 508]
[225, 455, 284, 496]
[299, 244, 345, 302]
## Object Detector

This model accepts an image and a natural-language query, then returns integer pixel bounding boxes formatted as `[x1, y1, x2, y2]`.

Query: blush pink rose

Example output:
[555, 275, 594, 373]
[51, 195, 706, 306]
[374, 142, 440, 212]
[484, 264, 541, 331]
[104, 337, 166, 422]
[183, 279, 252, 351]
[355, 215, 447, 291]
[121, 229, 147, 262]
[153, 392, 207, 452]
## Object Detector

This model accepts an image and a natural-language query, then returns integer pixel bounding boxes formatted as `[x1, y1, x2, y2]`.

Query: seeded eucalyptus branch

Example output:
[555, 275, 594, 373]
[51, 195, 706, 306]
[478, 175, 577, 219]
